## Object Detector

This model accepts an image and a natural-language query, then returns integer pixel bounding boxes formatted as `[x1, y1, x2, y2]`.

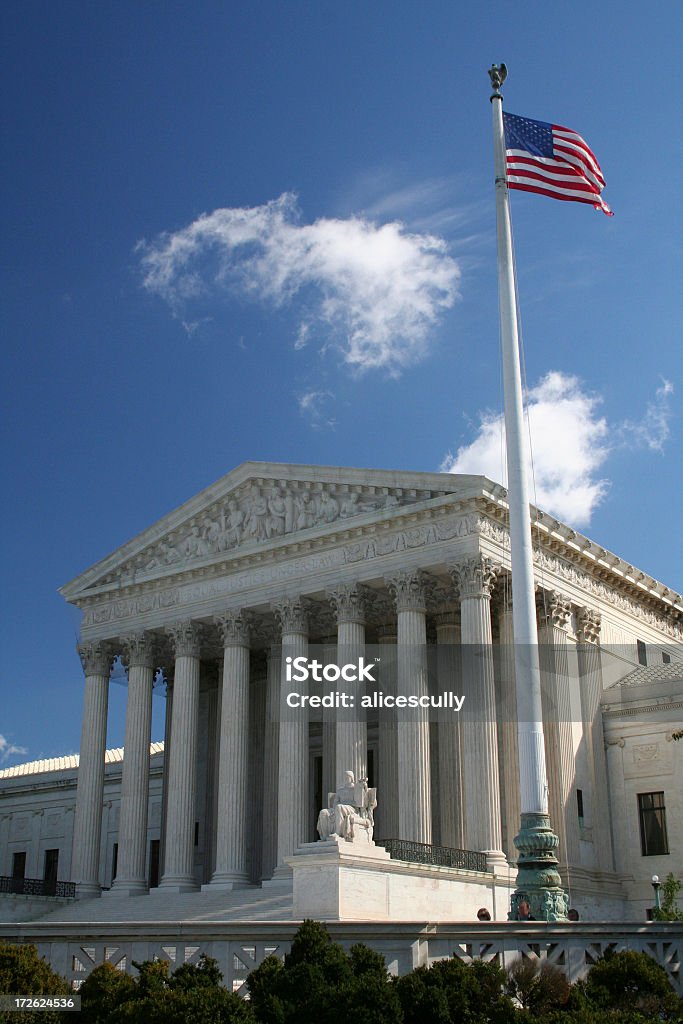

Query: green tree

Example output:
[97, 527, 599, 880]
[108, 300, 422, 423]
[395, 955, 516, 1024]
[652, 873, 683, 922]
[570, 948, 683, 1021]
[79, 961, 136, 1024]
[246, 920, 400, 1024]
[0, 941, 70, 1024]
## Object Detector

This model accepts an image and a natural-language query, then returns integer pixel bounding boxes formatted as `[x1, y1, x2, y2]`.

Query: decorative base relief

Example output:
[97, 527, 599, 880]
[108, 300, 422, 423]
[510, 812, 568, 921]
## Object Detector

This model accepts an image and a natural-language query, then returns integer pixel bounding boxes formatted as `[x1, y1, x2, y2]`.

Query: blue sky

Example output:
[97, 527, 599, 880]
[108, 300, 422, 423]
[1, 1, 681, 768]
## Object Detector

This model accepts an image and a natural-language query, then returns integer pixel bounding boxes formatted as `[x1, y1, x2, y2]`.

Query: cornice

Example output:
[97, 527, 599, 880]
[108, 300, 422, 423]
[70, 486, 681, 643]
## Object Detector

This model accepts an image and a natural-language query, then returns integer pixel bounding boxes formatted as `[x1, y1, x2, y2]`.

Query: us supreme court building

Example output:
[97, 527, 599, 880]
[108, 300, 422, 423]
[1, 463, 681, 988]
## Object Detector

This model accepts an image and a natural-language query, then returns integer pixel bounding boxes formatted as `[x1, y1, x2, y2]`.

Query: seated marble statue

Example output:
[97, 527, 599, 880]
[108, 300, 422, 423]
[316, 771, 377, 843]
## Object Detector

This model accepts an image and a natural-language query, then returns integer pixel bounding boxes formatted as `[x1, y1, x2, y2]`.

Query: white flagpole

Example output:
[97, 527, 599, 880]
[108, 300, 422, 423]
[488, 64, 567, 920]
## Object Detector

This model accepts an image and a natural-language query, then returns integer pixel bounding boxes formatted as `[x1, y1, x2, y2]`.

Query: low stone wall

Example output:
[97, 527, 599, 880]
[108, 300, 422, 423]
[1, 920, 680, 995]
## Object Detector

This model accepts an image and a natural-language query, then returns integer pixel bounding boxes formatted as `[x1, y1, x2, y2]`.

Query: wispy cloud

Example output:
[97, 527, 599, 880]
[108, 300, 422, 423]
[137, 192, 460, 374]
[298, 389, 336, 430]
[620, 378, 674, 452]
[442, 372, 675, 527]
[0, 734, 28, 764]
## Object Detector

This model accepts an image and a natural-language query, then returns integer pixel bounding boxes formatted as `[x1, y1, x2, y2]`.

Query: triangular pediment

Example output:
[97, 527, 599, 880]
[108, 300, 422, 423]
[60, 462, 491, 603]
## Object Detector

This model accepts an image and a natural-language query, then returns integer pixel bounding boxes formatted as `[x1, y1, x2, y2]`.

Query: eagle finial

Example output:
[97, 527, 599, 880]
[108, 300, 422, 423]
[488, 63, 508, 94]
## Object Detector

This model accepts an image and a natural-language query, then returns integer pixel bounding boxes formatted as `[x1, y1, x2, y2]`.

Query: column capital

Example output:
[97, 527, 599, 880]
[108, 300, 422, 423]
[449, 555, 498, 599]
[215, 610, 251, 647]
[536, 590, 572, 630]
[167, 621, 202, 658]
[576, 607, 602, 644]
[121, 632, 157, 669]
[78, 641, 114, 677]
[272, 596, 309, 635]
[385, 569, 430, 613]
[327, 583, 369, 625]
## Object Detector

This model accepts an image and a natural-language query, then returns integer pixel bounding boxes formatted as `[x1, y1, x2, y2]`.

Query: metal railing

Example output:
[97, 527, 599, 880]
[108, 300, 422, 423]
[0, 876, 76, 899]
[376, 839, 490, 873]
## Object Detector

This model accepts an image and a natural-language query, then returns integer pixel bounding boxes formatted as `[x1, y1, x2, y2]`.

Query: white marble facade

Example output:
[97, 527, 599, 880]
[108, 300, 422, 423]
[3, 463, 682, 918]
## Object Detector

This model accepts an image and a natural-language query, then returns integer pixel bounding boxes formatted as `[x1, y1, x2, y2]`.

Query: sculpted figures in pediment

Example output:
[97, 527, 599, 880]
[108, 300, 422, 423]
[295, 492, 316, 530]
[115, 482, 427, 581]
[185, 524, 210, 559]
[216, 499, 244, 551]
[317, 490, 340, 524]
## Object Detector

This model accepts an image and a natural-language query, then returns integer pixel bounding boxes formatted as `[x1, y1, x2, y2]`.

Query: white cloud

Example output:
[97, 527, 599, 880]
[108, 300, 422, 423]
[138, 193, 460, 374]
[0, 734, 28, 764]
[441, 372, 611, 527]
[620, 378, 674, 452]
[298, 389, 336, 430]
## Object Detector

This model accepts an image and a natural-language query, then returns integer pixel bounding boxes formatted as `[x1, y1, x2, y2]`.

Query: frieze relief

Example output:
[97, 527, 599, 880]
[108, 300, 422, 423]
[533, 549, 683, 640]
[79, 509, 682, 641]
[103, 483, 431, 586]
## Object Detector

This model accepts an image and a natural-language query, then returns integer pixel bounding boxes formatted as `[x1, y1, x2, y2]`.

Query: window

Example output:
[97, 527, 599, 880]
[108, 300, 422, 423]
[662, 651, 671, 665]
[367, 748, 375, 788]
[637, 640, 647, 666]
[12, 851, 26, 880]
[149, 840, 160, 888]
[638, 792, 669, 856]
[576, 789, 585, 826]
[194, 821, 199, 847]
[111, 842, 118, 884]
[44, 849, 59, 895]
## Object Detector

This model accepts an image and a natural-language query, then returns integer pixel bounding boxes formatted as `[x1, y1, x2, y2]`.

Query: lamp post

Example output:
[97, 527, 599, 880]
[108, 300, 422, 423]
[651, 874, 661, 913]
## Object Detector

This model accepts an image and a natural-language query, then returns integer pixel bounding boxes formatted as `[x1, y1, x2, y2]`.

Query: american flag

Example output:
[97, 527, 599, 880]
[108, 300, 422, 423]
[503, 112, 613, 216]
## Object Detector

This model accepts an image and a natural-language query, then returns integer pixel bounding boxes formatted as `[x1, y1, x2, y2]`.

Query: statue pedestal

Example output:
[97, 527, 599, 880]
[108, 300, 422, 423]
[287, 836, 514, 922]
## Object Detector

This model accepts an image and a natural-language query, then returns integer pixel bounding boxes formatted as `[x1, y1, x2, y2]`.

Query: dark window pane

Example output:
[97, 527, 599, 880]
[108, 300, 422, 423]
[638, 792, 669, 856]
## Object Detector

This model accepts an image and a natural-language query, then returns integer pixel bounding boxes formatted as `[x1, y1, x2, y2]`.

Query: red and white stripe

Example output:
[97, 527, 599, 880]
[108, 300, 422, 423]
[506, 123, 612, 216]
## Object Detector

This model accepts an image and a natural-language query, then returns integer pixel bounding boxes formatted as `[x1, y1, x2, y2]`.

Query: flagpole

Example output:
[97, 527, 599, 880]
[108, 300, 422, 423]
[488, 64, 567, 921]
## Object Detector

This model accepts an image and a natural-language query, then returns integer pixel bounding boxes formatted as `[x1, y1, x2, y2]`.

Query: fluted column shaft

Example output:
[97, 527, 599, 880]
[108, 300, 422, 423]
[577, 609, 614, 871]
[71, 643, 111, 897]
[435, 615, 464, 849]
[452, 557, 504, 861]
[261, 648, 281, 879]
[605, 738, 627, 873]
[377, 624, 398, 839]
[210, 613, 251, 888]
[496, 594, 521, 862]
[274, 599, 309, 868]
[160, 623, 201, 891]
[321, 638, 337, 800]
[387, 572, 431, 844]
[112, 635, 155, 894]
[328, 584, 367, 786]
[537, 592, 580, 868]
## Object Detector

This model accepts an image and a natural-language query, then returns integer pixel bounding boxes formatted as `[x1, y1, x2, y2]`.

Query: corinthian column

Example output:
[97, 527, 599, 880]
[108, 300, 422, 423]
[110, 633, 155, 895]
[376, 621, 398, 839]
[386, 570, 431, 844]
[209, 611, 251, 889]
[328, 584, 368, 785]
[537, 591, 580, 869]
[261, 645, 280, 880]
[273, 597, 309, 869]
[434, 611, 465, 850]
[159, 622, 201, 891]
[71, 642, 112, 897]
[450, 556, 505, 866]
[576, 608, 614, 871]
